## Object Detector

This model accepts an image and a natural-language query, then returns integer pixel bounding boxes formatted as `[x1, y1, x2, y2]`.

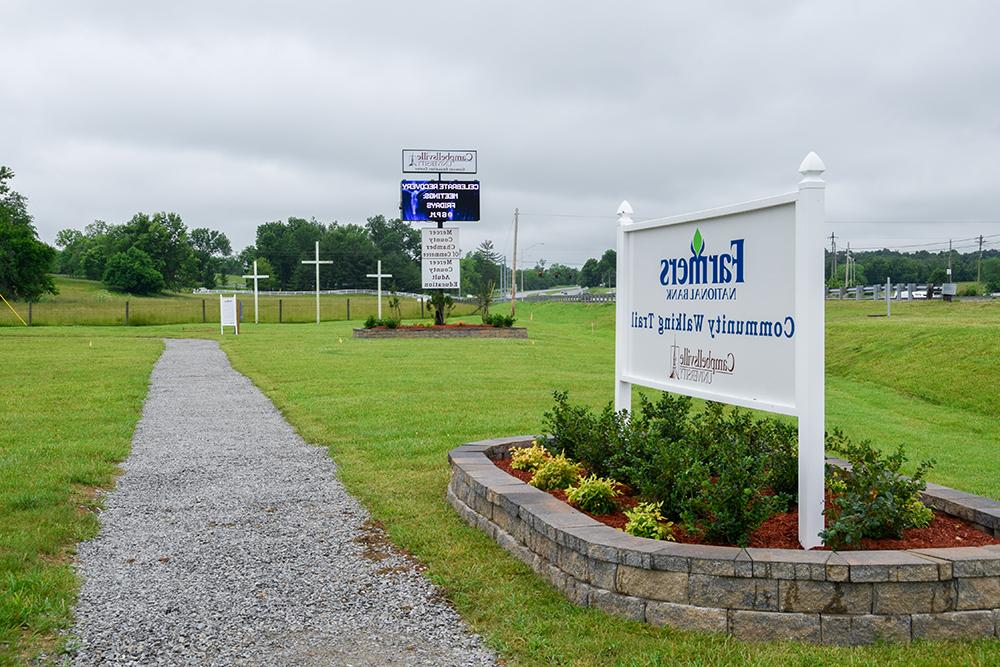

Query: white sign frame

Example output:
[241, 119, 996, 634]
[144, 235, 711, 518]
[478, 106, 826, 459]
[220, 294, 239, 335]
[614, 153, 827, 549]
[402, 149, 477, 174]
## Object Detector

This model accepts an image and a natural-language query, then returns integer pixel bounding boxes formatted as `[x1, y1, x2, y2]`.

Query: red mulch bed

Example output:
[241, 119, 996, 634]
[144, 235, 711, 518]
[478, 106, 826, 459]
[492, 456, 1000, 551]
[366, 324, 509, 330]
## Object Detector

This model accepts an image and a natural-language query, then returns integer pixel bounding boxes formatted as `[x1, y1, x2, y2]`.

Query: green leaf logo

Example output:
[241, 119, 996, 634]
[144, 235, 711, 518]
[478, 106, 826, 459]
[691, 228, 704, 256]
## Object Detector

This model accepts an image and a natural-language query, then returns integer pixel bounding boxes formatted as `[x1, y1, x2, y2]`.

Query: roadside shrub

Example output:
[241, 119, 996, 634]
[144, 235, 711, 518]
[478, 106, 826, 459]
[959, 283, 982, 297]
[484, 313, 516, 327]
[363, 315, 401, 329]
[510, 440, 551, 472]
[624, 502, 675, 541]
[529, 453, 581, 491]
[565, 475, 620, 515]
[820, 429, 935, 549]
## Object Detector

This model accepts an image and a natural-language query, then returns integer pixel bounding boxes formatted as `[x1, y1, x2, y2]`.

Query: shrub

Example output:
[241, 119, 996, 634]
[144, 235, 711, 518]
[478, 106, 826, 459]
[543, 391, 603, 464]
[363, 315, 401, 329]
[529, 453, 581, 491]
[485, 313, 516, 327]
[565, 475, 620, 515]
[820, 429, 935, 549]
[624, 502, 675, 541]
[510, 440, 551, 472]
[959, 283, 982, 297]
[542, 393, 799, 546]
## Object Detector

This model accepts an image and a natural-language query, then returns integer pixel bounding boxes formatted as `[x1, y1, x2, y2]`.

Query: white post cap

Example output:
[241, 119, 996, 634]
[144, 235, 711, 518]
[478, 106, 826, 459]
[799, 152, 826, 187]
[617, 200, 634, 223]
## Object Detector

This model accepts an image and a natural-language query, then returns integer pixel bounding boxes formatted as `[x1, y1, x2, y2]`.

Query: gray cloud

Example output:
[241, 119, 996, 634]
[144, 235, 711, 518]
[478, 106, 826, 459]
[2, 1, 999, 266]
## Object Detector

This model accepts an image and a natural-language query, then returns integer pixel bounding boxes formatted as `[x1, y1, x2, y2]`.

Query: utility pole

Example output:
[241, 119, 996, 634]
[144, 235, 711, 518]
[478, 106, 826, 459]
[499, 254, 505, 296]
[829, 232, 837, 283]
[845, 242, 852, 288]
[948, 239, 953, 282]
[511, 208, 519, 316]
[978, 234, 984, 284]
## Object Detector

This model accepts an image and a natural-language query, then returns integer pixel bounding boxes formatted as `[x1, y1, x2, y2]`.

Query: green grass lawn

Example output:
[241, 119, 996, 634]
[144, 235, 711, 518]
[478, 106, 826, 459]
[0, 276, 472, 327]
[1, 300, 998, 665]
[0, 334, 163, 664]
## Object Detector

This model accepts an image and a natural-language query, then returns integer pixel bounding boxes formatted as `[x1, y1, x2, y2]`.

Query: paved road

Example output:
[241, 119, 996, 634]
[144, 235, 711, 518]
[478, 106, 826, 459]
[70, 339, 496, 666]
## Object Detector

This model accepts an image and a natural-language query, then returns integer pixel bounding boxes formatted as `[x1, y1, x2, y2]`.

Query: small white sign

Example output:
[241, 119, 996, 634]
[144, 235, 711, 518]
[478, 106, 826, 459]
[403, 149, 477, 174]
[220, 295, 238, 335]
[422, 228, 461, 289]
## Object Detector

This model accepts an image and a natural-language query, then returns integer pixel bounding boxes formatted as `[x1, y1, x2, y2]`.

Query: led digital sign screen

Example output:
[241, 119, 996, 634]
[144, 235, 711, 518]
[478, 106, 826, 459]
[401, 180, 480, 222]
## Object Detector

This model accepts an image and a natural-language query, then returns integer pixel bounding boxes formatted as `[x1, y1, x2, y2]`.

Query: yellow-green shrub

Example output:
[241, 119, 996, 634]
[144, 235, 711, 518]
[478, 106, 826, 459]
[529, 453, 581, 491]
[565, 475, 620, 515]
[511, 440, 551, 472]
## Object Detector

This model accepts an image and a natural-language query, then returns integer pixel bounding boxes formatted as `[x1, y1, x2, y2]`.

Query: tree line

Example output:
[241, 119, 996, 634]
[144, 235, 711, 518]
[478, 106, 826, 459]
[826, 248, 1000, 291]
[5, 164, 999, 301]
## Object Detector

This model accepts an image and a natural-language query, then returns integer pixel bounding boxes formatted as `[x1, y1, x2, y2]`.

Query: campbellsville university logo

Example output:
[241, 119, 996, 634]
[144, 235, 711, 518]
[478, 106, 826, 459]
[669, 337, 735, 385]
[407, 151, 475, 170]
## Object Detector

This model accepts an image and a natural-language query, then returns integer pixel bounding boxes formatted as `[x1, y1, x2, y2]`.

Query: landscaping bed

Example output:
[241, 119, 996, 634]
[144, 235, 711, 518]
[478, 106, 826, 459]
[493, 456, 1000, 550]
[449, 436, 1000, 644]
[353, 324, 527, 339]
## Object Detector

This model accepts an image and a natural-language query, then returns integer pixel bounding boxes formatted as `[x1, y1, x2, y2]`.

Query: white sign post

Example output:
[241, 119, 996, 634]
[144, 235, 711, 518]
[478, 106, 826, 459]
[421, 228, 461, 289]
[366, 260, 393, 319]
[220, 294, 238, 335]
[614, 153, 827, 549]
[301, 241, 332, 324]
[242, 260, 269, 325]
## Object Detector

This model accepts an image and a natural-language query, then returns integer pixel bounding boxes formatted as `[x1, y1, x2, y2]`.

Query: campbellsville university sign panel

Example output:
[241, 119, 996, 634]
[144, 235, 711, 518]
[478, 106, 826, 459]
[402, 149, 477, 174]
[614, 153, 827, 548]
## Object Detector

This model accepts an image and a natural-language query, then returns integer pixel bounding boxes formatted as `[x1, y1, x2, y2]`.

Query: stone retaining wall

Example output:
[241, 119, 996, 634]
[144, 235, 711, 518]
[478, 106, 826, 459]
[448, 437, 1000, 645]
[353, 327, 527, 339]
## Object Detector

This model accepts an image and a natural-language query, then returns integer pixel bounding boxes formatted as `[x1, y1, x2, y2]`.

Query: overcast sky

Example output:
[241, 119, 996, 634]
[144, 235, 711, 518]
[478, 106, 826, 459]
[3, 2, 999, 267]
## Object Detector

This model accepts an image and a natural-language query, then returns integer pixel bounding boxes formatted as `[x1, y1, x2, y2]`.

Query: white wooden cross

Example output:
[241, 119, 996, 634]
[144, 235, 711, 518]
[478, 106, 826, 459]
[242, 259, 269, 324]
[366, 260, 393, 319]
[301, 240, 332, 324]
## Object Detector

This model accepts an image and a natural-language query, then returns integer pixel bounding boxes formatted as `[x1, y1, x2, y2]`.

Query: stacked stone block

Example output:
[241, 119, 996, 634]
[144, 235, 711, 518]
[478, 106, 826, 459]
[448, 437, 1000, 645]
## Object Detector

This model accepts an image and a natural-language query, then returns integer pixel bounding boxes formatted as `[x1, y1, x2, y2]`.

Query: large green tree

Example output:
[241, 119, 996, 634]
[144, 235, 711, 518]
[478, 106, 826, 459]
[0, 166, 57, 301]
[191, 227, 232, 289]
[102, 247, 165, 294]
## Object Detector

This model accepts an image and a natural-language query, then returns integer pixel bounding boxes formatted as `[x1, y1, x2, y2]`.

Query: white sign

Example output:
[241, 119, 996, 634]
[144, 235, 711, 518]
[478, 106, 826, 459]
[403, 149, 477, 174]
[220, 295, 238, 335]
[614, 153, 827, 549]
[623, 201, 796, 410]
[422, 227, 461, 289]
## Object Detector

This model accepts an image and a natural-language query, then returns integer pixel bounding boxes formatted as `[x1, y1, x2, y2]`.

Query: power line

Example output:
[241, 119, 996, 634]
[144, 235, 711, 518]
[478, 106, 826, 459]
[829, 219, 1000, 224]
[846, 234, 1000, 252]
[517, 212, 615, 219]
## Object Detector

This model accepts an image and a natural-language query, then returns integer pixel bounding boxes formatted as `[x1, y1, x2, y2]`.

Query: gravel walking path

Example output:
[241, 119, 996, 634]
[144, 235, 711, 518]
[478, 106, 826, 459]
[70, 339, 497, 666]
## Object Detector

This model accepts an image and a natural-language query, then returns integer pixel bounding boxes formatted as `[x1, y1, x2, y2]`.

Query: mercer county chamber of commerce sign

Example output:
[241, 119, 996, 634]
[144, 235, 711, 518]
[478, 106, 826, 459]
[614, 153, 828, 548]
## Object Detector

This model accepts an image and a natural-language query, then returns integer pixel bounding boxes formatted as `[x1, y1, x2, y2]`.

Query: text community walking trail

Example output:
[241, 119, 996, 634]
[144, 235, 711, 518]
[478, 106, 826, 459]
[71, 339, 495, 666]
